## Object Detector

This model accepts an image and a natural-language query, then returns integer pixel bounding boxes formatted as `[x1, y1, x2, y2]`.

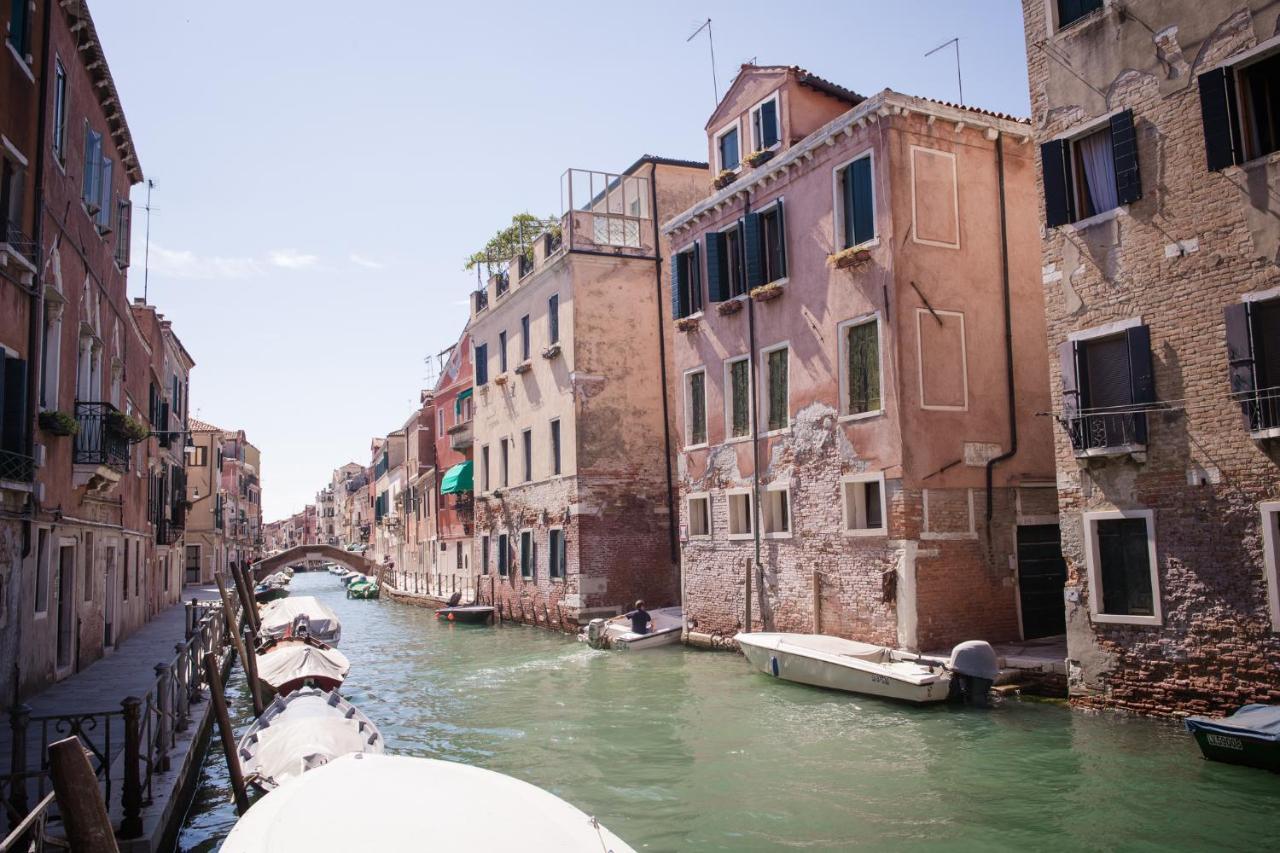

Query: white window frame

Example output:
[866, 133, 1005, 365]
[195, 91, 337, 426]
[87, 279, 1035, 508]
[759, 341, 791, 436]
[831, 149, 879, 251]
[909, 145, 960, 249]
[726, 488, 754, 540]
[841, 472, 887, 537]
[686, 493, 711, 539]
[762, 481, 792, 539]
[837, 313, 884, 421]
[916, 308, 969, 412]
[723, 354, 753, 443]
[1082, 508, 1162, 626]
[748, 91, 781, 153]
[713, 118, 742, 174]
[683, 366, 708, 450]
[1259, 502, 1280, 631]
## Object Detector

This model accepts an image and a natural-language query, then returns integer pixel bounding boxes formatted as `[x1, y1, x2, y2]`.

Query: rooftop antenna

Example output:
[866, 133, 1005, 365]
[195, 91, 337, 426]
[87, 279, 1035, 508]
[142, 178, 157, 303]
[687, 18, 718, 106]
[925, 37, 964, 106]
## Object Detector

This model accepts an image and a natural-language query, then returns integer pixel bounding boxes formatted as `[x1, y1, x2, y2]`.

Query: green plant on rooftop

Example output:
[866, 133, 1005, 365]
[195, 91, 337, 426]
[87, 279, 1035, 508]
[464, 213, 560, 272]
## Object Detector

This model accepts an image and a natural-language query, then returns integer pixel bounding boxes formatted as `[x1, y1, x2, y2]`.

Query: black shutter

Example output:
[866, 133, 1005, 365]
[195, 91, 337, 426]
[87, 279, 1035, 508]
[1058, 340, 1081, 449]
[2, 356, 27, 452]
[1224, 302, 1257, 427]
[670, 252, 684, 319]
[1040, 139, 1073, 227]
[1198, 67, 1242, 172]
[850, 157, 874, 246]
[1110, 109, 1142, 205]
[706, 231, 727, 302]
[761, 99, 779, 148]
[743, 212, 763, 290]
[774, 199, 787, 279]
[475, 344, 488, 385]
[159, 401, 170, 447]
[690, 243, 703, 313]
[1126, 324, 1155, 444]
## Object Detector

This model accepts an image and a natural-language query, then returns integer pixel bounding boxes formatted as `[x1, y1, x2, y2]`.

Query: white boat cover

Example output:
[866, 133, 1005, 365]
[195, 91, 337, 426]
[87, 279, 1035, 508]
[222, 753, 636, 852]
[238, 688, 382, 790]
[255, 643, 351, 692]
[259, 596, 342, 645]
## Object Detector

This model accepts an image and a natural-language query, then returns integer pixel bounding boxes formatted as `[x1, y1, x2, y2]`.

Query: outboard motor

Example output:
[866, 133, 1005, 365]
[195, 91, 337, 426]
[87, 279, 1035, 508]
[291, 613, 312, 640]
[947, 640, 999, 707]
[586, 618, 608, 650]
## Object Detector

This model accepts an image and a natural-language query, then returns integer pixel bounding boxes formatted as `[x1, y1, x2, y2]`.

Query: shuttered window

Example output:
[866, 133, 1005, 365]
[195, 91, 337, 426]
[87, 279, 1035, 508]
[840, 155, 875, 249]
[686, 370, 706, 446]
[1095, 517, 1155, 617]
[751, 97, 779, 151]
[671, 245, 702, 318]
[520, 530, 534, 579]
[844, 319, 880, 415]
[520, 315, 530, 361]
[547, 295, 559, 345]
[1202, 52, 1280, 171]
[481, 535, 490, 575]
[1225, 299, 1280, 431]
[745, 201, 787, 289]
[728, 357, 751, 439]
[717, 126, 740, 171]
[1, 355, 28, 455]
[1041, 110, 1140, 226]
[498, 331, 508, 373]
[765, 346, 789, 432]
[522, 429, 532, 482]
[8, 0, 30, 54]
[82, 127, 103, 210]
[474, 344, 488, 385]
[1059, 325, 1154, 451]
[497, 533, 509, 576]
[1056, 0, 1102, 29]
[549, 529, 565, 579]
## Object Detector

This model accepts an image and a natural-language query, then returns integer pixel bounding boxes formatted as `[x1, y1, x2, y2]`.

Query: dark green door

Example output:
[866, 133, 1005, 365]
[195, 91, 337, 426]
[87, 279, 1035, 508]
[1016, 524, 1067, 639]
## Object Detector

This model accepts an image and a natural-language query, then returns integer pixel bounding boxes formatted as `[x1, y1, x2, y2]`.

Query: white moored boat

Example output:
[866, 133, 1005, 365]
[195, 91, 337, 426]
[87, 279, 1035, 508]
[258, 595, 342, 645]
[237, 687, 384, 791]
[222, 753, 636, 852]
[254, 636, 351, 697]
[735, 633, 998, 705]
[588, 606, 684, 650]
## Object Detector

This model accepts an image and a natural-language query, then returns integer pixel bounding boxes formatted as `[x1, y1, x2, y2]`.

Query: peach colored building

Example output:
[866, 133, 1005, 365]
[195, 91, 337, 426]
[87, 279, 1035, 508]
[664, 65, 1057, 652]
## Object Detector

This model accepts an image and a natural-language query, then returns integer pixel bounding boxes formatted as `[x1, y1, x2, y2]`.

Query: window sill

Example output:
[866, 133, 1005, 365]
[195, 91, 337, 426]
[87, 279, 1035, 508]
[837, 237, 881, 254]
[839, 409, 884, 424]
[727, 532, 754, 541]
[682, 443, 709, 452]
[1064, 206, 1127, 232]
[6, 42, 33, 83]
[1250, 427, 1280, 441]
[723, 436, 753, 446]
[1088, 611, 1162, 627]
[844, 527, 888, 538]
[686, 534, 712, 541]
[763, 531, 792, 540]
[761, 427, 791, 438]
[1073, 442, 1146, 461]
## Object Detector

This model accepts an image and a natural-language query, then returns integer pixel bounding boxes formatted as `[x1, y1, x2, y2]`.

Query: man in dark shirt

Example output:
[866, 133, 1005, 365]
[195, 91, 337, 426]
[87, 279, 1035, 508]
[624, 600, 652, 635]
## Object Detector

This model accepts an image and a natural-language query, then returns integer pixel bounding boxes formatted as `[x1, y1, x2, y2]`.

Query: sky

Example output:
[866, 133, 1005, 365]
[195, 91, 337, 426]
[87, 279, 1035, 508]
[92, 0, 1032, 523]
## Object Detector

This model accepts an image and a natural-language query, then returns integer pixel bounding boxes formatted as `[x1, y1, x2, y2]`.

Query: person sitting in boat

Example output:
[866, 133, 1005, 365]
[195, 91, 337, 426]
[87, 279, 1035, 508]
[624, 600, 652, 635]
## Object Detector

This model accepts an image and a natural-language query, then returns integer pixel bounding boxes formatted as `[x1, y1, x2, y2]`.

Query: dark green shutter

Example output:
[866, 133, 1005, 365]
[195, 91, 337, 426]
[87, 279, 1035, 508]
[1224, 302, 1257, 427]
[743, 212, 763, 290]
[690, 244, 703, 313]
[761, 99, 779, 147]
[1198, 67, 1242, 172]
[706, 232, 728, 302]
[1126, 325, 1154, 444]
[2, 356, 27, 452]
[1058, 340, 1081, 448]
[1110, 109, 1142, 206]
[774, 199, 787, 279]
[670, 252, 684, 319]
[848, 158, 874, 246]
[1040, 139, 1073, 227]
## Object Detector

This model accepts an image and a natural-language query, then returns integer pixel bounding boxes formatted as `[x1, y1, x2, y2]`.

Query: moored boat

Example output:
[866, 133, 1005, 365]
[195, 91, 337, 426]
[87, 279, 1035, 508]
[1185, 704, 1280, 772]
[221, 753, 636, 852]
[237, 687, 384, 792]
[259, 596, 342, 646]
[346, 579, 380, 600]
[436, 605, 495, 624]
[255, 636, 351, 697]
[735, 633, 998, 705]
[587, 606, 684, 650]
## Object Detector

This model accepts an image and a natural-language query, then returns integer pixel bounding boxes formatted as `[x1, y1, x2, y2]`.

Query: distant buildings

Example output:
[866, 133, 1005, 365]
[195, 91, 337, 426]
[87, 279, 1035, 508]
[185, 420, 264, 583]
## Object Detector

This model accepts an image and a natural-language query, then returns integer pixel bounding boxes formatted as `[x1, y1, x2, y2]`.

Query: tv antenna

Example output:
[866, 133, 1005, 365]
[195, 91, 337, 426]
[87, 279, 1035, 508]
[925, 37, 964, 106]
[687, 18, 718, 106]
[142, 178, 157, 303]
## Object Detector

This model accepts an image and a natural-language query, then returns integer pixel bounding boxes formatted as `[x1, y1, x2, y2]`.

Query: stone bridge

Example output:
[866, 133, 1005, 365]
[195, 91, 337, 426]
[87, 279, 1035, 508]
[251, 543, 380, 580]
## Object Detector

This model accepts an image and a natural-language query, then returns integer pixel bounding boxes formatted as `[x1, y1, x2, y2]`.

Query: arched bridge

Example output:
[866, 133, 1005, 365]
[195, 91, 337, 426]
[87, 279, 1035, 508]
[251, 543, 380, 581]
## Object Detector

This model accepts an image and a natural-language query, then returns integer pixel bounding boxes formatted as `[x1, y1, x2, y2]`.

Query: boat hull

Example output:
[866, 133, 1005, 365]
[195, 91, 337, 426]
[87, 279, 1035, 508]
[610, 626, 681, 650]
[1185, 705, 1280, 773]
[437, 605, 494, 624]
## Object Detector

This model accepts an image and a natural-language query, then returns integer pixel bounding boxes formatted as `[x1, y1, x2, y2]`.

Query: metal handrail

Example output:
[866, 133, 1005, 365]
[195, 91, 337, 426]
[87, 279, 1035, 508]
[72, 402, 129, 471]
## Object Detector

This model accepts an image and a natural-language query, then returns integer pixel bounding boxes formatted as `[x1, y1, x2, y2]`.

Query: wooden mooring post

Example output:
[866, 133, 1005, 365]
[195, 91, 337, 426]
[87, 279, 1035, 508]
[744, 557, 753, 632]
[204, 653, 250, 815]
[215, 573, 262, 715]
[813, 568, 822, 634]
[241, 623, 264, 717]
[47, 737, 119, 853]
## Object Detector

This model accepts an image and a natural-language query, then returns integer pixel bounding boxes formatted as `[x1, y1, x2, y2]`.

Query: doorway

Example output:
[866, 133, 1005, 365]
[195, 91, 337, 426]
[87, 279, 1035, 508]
[56, 544, 76, 670]
[1016, 524, 1067, 639]
[185, 544, 201, 585]
[103, 545, 117, 649]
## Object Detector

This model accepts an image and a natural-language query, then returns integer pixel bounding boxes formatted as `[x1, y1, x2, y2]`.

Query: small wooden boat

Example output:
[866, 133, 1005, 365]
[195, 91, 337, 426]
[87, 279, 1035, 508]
[735, 633, 998, 705]
[259, 596, 342, 646]
[237, 687, 384, 792]
[588, 606, 683, 650]
[255, 636, 351, 697]
[254, 581, 289, 603]
[436, 605, 495, 624]
[346, 579, 380, 600]
[221, 753, 636, 852]
[1185, 704, 1280, 772]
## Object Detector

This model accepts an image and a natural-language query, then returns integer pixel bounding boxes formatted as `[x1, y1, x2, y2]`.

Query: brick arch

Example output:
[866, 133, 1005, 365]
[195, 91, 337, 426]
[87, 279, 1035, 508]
[251, 543, 379, 580]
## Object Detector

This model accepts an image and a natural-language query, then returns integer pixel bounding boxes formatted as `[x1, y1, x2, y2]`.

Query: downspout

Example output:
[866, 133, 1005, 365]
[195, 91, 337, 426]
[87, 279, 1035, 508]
[649, 164, 679, 572]
[743, 193, 765, 631]
[984, 133, 1018, 533]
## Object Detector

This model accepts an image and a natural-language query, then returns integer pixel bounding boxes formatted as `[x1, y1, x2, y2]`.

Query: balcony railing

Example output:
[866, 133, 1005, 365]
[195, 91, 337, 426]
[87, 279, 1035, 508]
[447, 418, 473, 450]
[73, 401, 129, 471]
[1066, 407, 1147, 456]
[0, 220, 38, 268]
[1233, 386, 1280, 436]
[0, 449, 34, 483]
[495, 271, 510, 298]
[156, 518, 183, 546]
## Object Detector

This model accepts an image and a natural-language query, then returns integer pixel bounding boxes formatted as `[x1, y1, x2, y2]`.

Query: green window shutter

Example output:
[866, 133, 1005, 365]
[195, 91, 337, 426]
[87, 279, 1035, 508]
[690, 244, 702, 313]
[848, 157, 874, 246]
[2, 356, 27, 453]
[1199, 67, 1242, 171]
[760, 99, 779, 148]
[767, 348, 788, 431]
[1110, 109, 1142, 206]
[671, 252, 684, 318]
[731, 360, 750, 437]
[1040, 139, 1074, 227]
[846, 322, 880, 414]
[706, 232, 728, 301]
[774, 199, 787, 278]
[743, 212, 763, 290]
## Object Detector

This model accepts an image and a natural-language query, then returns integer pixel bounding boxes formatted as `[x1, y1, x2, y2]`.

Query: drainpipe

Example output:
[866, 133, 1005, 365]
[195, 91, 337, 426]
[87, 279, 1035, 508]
[984, 133, 1018, 532]
[742, 193, 765, 631]
[26, 0, 53, 498]
[649, 164, 679, 573]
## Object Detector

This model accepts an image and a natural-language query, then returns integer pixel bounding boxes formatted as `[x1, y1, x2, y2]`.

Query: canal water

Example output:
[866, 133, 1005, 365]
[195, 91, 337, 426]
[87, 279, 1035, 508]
[178, 572, 1277, 852]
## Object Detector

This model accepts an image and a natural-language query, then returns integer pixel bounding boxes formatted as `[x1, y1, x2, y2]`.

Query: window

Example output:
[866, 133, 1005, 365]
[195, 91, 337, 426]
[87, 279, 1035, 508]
[8, 0, 30, 55]
[750, 94, 780, 151]
[474, 343, 489, 385]
[497, 533, 509, 576]
[706, 222, 746, 301]
[841, 317, 881, 417]
[1259, 502, 1280, 629]
[96, 161, 113, 231]
[500, 438, 509, 487]
[480, 444, 490, 491]
[727, 490, 753, 539]
[836, 152, 875, 249]
[671, 244, 702, 319]
[1083, 510, 1161, 625]
[549, 528, 566, 579]
[1, 353, 28, 457]
[520, 314, 530, 361]
[186, 445, 207, 467]
[1041, 110, 1140, 226]
[520, 530, 535, 579]
[550, 419, 561, 475]
[744, 201, 787, 289]
[685, 369, 707, 447]
[115, 200, 132, 267]
[82, 532, 94, 601]
[522, 428, 532, 482]
[762, 344, 789, 433]
[842, 474, 886, 535]
[715, 122, 740, 172]
[548, 294, 560, 345]
[81, 126, 103, 212]
[498, 331, 508, 373]
[33, 528, 48, 613]
[687, 495, 710, 538]
[763, 485, 791, 536]
[1055, 0, 1103, 29]
[726, 356, 751, 439]
[1059, 323, 1154, 453]
[1226, 298, 1280, 433]
[122, 539, 130, 601]
[1, 155, 24, 238]
[437, 408, 446, 435]
[52, 61, 67, 162]
[1203, 48, 1280, 169]
[481, 534, 490, 575]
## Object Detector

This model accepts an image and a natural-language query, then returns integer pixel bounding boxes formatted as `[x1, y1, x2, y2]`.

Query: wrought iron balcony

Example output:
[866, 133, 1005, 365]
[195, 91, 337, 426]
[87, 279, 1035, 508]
[1233, 386, 1280, 437]
[156, 518, 183, 546]
[0, 219, 38, 269]
[0, 448, 34, 483]
[1066, 407, 1147, 457]
[73, 401, 130, 471]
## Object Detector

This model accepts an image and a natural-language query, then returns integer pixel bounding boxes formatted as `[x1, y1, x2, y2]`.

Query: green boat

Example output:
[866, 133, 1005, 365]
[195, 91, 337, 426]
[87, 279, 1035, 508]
[347, 579, 380, 600]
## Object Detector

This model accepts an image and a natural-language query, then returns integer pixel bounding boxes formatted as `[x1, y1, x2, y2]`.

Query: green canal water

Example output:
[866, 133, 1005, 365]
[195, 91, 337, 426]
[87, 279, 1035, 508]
[177, 572, 1277, 852]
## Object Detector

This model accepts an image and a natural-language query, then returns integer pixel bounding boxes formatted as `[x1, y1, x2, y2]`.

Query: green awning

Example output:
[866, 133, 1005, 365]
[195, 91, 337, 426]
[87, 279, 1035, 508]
[439, 461, 473, 495]
[455, 387, 473, 416]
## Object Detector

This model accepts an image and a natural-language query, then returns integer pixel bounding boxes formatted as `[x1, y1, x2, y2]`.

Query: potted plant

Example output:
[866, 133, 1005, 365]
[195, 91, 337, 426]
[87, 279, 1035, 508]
[717, 299, 744, 316]
[712, 169, 736, 190]
[674, 316, 701, 333]
[106, 410, 150, 443]
[493, 373, 509, 386]
[828, 245, 872, 270]
[514, 361, 532, 375]
[38, 410, 78, 437]
[744, 149, 775, 168]
[750, 282, 785, 302]
[541, 343, 561, 359]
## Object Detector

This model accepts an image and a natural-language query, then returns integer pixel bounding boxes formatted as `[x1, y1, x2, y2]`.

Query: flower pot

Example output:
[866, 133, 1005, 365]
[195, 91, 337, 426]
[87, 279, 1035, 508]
[38, 411, 78, 437]
[750, 283, 784, 303]
[745, 149, 775, 168]
[494, 373, 509, 386]
[541, 343, 562, 360]
[830, 247, 872, 270]
[675, 317, 701, 333]
[713, 170, 736, 191]
[716, 299, 744, 316]
[514, 361, 532, 375]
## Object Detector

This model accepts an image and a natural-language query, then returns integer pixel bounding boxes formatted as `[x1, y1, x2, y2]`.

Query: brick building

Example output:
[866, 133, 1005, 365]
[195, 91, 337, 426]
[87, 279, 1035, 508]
[468, 156, 706, 626]
[1023, 0, 1280, 714]
[663, 65, 1057, 652]
[430, 335, 474, 598]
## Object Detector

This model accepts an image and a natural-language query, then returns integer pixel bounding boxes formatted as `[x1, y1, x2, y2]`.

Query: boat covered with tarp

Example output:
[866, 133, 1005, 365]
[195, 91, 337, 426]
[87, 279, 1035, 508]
[221, 753, 635, 852]
[1185, 704, 1280, 772]
[255, 636, 351, 697]
[346, 578, 380, 600]
[237, 687, 383, 791]
[259, 596, 342, 646]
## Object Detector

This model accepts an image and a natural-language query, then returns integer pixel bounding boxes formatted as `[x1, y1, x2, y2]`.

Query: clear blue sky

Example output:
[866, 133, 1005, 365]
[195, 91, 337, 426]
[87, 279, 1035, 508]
[93, 1, 1031, 522]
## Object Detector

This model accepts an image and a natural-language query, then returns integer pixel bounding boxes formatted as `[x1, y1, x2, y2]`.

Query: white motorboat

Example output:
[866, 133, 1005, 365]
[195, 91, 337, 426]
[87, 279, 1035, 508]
[589, 606, 684, 650]
[255, 636, 351, 697]
[259, 596, 342, 646]
[237, 687, 384, 791]
[222, 753, 636, 852]
[735, 633, 998, 705]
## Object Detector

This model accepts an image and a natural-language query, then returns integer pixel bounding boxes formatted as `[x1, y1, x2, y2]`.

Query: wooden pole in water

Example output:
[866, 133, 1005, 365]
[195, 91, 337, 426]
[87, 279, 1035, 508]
[241, 624, 264, 717]
[744, 557, 753, 632]
[215, 574, 262, 715]
[230, 564, 259, 636]
[48, 737, 120, 853]
[812, 568, 822, 634]
[204, 653, 250, 816]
